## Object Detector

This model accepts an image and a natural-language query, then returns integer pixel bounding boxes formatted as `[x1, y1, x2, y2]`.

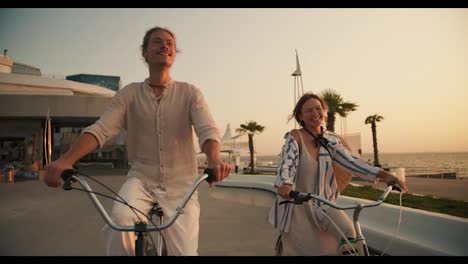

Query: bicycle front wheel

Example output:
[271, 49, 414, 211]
[275, 235, 283, 256]
[336, 239, 369, 256]
[146, 232, 167, 256]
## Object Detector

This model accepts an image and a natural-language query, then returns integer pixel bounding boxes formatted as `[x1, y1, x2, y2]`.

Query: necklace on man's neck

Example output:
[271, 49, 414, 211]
[146, 79, 168, 87]
[146, 79, 168, 100]
[154, 89, 165, 101]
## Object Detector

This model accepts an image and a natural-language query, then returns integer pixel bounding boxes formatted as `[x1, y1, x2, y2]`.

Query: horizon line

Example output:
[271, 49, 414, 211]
[246, 151, 468, 156]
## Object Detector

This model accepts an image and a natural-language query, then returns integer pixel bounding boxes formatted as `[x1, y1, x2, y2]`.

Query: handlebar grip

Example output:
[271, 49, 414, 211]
[61, 169, 77, 181]
[61, 169, 77, 191]
[289, 190, 299, 198]
[203, 168, 216, 183]
[391, 184, 402, 192]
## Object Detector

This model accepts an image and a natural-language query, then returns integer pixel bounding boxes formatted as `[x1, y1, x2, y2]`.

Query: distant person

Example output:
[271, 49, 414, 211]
[43, 26, 231, 255]
[268, 93, 407, 256]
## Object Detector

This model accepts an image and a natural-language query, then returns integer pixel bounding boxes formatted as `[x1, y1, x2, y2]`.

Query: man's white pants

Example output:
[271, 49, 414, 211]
[102, 177, 200, 256]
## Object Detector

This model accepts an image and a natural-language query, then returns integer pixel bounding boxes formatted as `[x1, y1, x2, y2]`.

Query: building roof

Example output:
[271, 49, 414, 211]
[13, 62, 41, 71]
[67, 73, 120, 79]
[0, 72, 116, 97]
[0, 55, 14, 67]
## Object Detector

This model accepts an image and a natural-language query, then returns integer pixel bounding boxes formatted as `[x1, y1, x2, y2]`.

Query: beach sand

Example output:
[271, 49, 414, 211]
[352, 177, 468, 202]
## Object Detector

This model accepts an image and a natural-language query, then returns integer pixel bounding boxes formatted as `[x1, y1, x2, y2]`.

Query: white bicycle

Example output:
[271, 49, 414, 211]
[275, 183, 403, 256]
[61, 168, 215, 256]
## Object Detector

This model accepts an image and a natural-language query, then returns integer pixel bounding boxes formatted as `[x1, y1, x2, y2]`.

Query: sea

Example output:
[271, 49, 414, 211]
[240, 152, 468, 178]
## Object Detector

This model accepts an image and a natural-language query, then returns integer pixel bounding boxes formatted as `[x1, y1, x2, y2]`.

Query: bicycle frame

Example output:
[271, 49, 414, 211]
[147, 202, 166, 256]
[284, 184, 398, 256]
[62, 169, 214, 256]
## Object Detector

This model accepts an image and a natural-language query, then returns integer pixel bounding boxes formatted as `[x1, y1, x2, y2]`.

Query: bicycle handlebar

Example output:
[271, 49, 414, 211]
[288, 184, 402, 210]
[61, 168, 216, 232]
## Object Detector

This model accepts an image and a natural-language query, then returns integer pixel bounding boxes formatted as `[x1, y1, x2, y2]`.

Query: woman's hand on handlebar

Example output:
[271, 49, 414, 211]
[278, 184, 293, 199]
[378, 170, 408, 193]
[43, 158, 75, 188]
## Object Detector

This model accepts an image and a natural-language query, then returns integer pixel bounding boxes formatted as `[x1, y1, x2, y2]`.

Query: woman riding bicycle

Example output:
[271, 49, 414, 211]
[268, 93, 408, 256]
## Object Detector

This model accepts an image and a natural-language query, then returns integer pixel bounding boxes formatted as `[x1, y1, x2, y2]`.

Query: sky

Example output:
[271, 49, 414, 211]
[1, 8, 467, 155]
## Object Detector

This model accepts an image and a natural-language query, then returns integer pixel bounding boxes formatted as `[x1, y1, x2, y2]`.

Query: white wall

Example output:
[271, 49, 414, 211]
[338, 195, 468, 255]
[216, 175, 468, 256]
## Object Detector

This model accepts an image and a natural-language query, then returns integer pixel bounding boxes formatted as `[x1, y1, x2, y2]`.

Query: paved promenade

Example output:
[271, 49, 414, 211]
[1, 171, 466, 256]
[0, 174, 277, 256]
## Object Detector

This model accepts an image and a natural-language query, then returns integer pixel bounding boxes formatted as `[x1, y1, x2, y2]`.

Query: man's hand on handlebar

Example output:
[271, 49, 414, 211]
[43, 158, 75, 188]
[206, 159, 232, 188]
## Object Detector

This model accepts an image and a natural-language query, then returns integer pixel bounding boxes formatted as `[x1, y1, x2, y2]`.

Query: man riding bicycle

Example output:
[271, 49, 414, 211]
[43, 26, 231, 256]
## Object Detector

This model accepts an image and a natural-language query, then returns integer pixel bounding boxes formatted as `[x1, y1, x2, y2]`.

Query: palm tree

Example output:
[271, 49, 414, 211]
[320, 89, 358, 132]
[365, 114, 384, 167]
[235, 121, 265, 174]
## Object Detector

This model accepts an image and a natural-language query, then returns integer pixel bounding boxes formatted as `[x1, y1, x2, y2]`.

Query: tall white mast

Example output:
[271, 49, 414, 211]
[44, 107, 52, 166]
[291, 49, 304, 127]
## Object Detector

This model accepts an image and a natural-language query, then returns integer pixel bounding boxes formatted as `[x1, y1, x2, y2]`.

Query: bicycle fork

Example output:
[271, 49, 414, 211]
[151, 202, 165, 256]
[134, 203, 165, 256]
[135, 222, 148, 256]
[353, 203, 370, 256]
